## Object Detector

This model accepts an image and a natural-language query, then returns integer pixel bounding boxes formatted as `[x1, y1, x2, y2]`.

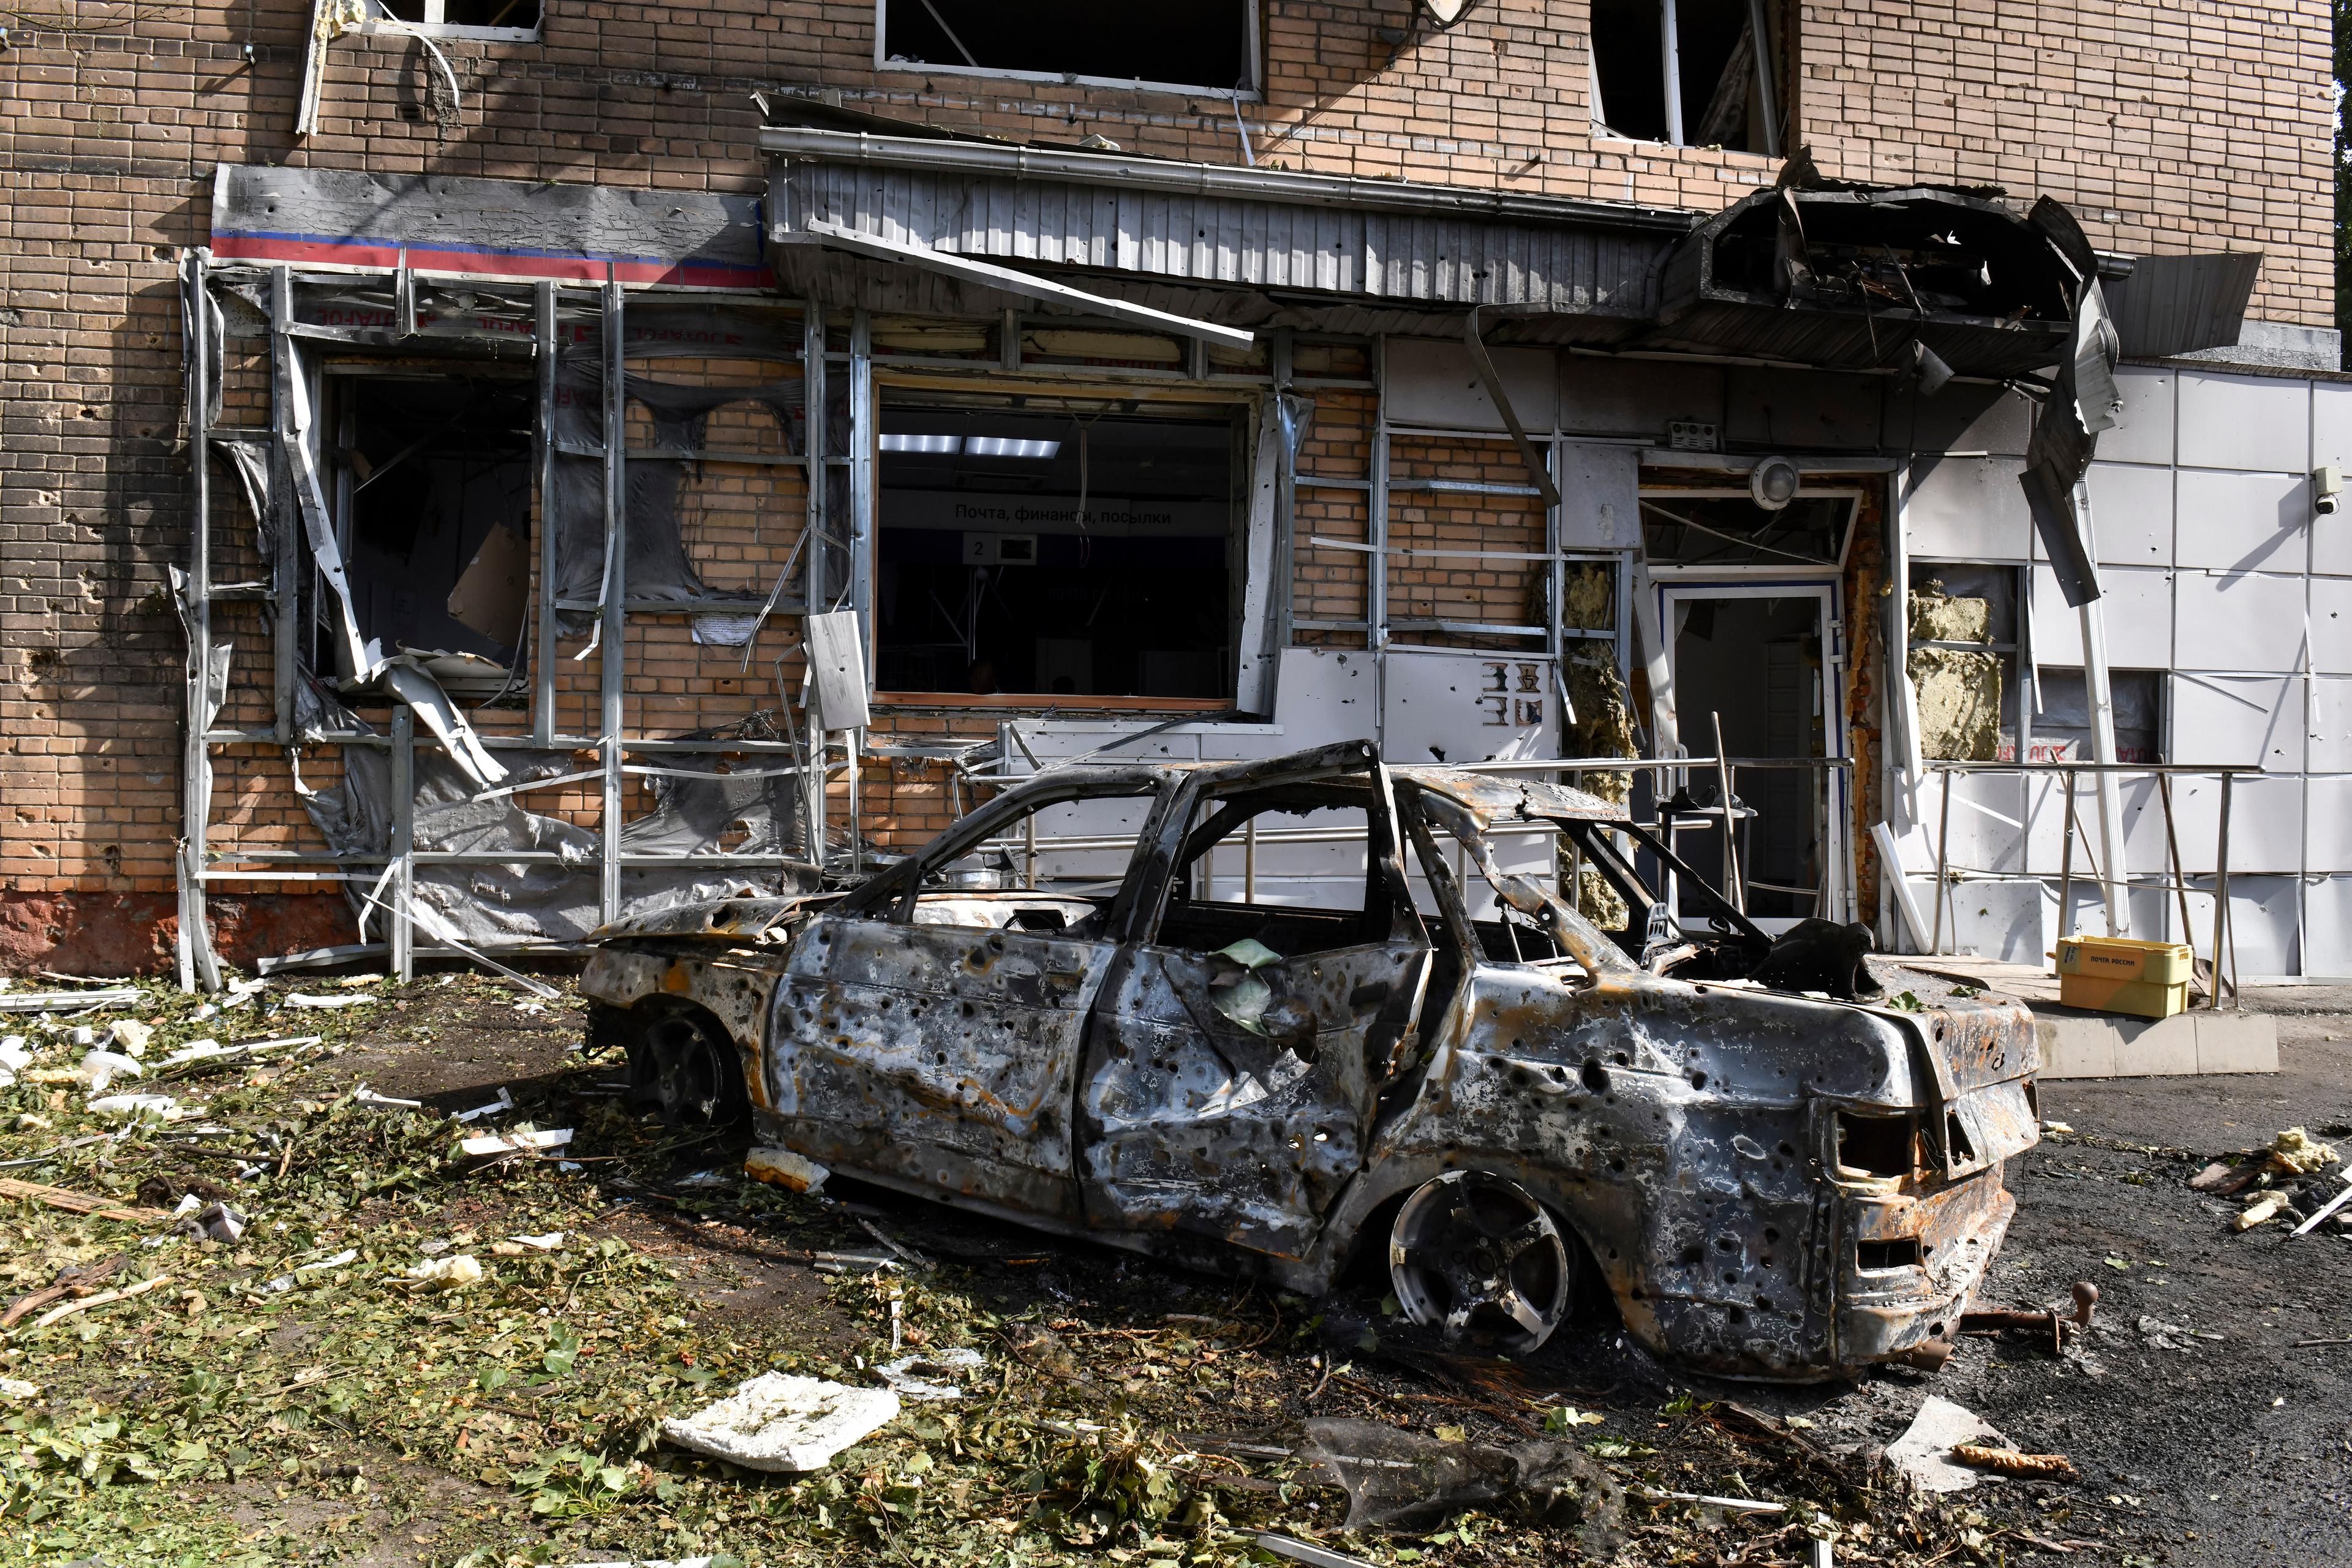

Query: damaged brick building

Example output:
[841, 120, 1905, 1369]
[0, 0, 2342, 981]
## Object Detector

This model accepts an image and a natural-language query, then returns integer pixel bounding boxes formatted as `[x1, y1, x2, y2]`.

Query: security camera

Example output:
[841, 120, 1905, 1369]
[2316, 466, 2342, 517]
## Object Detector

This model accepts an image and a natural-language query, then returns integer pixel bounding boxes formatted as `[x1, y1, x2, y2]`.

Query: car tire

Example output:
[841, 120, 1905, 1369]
[623, 1005, 750, 1127]
[1387, 1170, 1576, 1355]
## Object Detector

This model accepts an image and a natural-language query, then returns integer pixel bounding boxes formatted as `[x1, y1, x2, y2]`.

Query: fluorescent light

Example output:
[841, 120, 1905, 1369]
[879, 433, 960, 454]
[964, 436, 1061, 460]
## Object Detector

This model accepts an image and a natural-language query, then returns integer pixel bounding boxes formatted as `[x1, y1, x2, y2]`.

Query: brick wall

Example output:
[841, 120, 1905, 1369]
[0, 0, 2329, 966]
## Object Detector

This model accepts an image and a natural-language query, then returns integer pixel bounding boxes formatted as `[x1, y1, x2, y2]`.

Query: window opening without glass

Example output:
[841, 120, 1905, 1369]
[874, 399, 1245, 702]
[1589, 0, 1782, 152]
[877, 0, 1257, 96]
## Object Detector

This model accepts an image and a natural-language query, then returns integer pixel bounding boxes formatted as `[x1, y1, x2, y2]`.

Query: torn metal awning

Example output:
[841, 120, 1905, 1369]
[211, 165, 772, 290]
[786, 219, 1256, 350]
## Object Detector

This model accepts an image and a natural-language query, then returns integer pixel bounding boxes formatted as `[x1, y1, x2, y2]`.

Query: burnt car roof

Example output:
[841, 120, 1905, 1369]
[1388, 767, 1628, 827]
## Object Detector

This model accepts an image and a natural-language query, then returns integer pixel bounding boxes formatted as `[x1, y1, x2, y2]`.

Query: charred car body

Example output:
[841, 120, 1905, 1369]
[582, 742, 2038, 1381]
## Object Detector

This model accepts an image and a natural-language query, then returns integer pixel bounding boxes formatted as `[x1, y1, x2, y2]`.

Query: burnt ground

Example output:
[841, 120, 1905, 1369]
[7, 973, 2350, 1566]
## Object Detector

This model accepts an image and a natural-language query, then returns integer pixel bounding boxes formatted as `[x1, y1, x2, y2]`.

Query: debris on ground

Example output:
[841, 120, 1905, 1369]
[2236, 1190, 2292, 1229]
[1950, 1443, 2080, 1479]
[1887, 1395, 2010, 1493]
[875, 1346, 985, 1400]
[1298, 1416, 1625, 1537]
[659, 1373, 900, 1471]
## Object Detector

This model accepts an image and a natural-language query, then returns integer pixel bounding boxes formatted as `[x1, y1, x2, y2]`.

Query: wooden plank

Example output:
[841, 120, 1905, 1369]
[0, 1178, 170, 1225]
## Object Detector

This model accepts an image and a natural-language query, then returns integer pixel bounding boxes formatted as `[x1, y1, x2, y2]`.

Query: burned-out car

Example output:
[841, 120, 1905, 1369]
[582, 742, 2038, 1381]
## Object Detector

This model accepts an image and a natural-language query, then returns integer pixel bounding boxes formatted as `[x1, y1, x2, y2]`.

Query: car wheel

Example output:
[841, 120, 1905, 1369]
[1387, 1170, 1574, 1354]
[626, 1008, 748, 1126]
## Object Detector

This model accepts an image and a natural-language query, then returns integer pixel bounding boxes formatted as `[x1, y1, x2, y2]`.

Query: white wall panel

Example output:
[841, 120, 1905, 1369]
[1724, 366, 1883, 451]
[2312, 677, 2352, 771]
[1906, 384, 2033, 458]
[2177, 875, 2301, 978]
[2083, 461, 2172, 567]
[2098, 366, 2176, 467]
[2029, 564, 2173, 668]
[2307, 777, 2352, 872]
[2312, 381, 2352, 472]
[2316, 512, 2352, 578]
[2173, 469, 2309, 573]
[2302, 875, 2352, 978]
[1905, 456, 2031, 562]
[2020, 773, 2171, 876]
[2169, 673, 2304, 772]
[1273, 647, 1378, 750]
[2166, 773, 2304, 874]
[2170, 571, 2310, 672]
[1384, 338, 1558, 433]
[1382, 648, 1555, 765]
[2312, 576, 2352, 674]
[2177, 371, 2309, 473]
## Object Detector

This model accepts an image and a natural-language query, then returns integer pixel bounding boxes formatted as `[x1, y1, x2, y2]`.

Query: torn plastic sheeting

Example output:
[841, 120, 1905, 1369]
[550, 358, 841, 636]
[295, 689, 810, 948]
[1886, 1395, 2008, 1493]
[874, 1347, 985, 1402]
[1297, 1418, 1624, 1539]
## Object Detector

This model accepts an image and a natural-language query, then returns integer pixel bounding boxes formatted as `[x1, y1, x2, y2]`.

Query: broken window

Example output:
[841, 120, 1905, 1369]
[1639, 489, 1858, 570]
[2029, 669, 2163, 766]
[372, 0, 542, 36]
[330, 372, 535, 692]
[1589, 0, 1782, 151]
[878, 0, 1256, 94]
[873, 401, 1245, 702]
[1908, 563, 2018, 764]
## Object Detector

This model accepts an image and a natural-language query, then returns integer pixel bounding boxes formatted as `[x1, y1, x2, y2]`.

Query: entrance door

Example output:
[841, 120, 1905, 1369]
[1076, 758, 1431, 1261]
[1660, 584, 1846, 929]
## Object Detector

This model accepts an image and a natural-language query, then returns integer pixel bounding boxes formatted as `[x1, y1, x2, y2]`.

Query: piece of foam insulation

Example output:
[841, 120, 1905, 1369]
[660, 1373, 899, 1472]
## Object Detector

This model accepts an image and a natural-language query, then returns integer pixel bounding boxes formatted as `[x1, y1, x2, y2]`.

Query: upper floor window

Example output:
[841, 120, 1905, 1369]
[373, 0, 541, 40]
[877, 0, 1260, 99]
[1590, 0, 1782, 153]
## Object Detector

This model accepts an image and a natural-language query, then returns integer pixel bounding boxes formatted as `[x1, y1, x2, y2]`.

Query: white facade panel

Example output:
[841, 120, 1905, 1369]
[2083, 461, 2172, 567]
[2315, 514, 2352, 578]
[2098, 366, 2176, 467]
[1906, 456, 2031, 562]
[1905, 384, 2033, 458]
[2178, 875, 2301, 978]
[2177, 370, 2310, 473]
[2169, 673, 2304, 772]
[2166, 772, 2303, 874]
[2020, 773, 2171, 876]
[1381, 648, 1556, 765]
[1384, 337, 1558, 434]
[1559, 356, 1724, 440]
[2303, 875, 2352, 978]
[2172, 469, 2309, 573]
[1724, 366, 1883, 451]
[2170, 570, 2309, 672]
[1272, 647, 1378, 750]
[2029, 564, 2172, 668]
[2312, 575, 2352, 674]
[2312, 677, 2352, 771]
[2307, 776, 2352, 873]
[1558, 442, 1642, 549]
[2312, 380, 2352, 473]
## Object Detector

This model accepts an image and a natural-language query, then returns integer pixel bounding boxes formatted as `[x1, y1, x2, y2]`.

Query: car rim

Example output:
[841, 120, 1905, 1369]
[646, 1014, 729, 1123]
[1388, 1170, 1572, 1354]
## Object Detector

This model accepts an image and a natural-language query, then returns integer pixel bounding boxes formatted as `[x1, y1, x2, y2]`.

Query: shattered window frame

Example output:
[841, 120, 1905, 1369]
[1907, 559, 2021, 764]
[1587, 0, 1786, 153]
[872, 0, 1265, 102]
[363, 0, 544, 43]
[1637, 484, 1863, 574]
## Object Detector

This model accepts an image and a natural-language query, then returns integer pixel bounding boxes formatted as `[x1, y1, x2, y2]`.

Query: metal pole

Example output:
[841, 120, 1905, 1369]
[2074, 482, 2128, 935]
[1660, 0, 1686, 145]
[391, 705, 414, 982]
[1931, 764, 1952, 956]
[598, 273, 627, 926]
[532, 280, 559, 747]
[1023, 809, 1038, 891]
[2158, 773, 2209, 1000]
[1743, 0, 1781, 156]
[2211, 771, 2234, 1011]
[802, 299, 828, 870]
[2056, 767, 2079, 944]
[1711, 710, 1743, 913]
[1370, 336, 1390, 748]
[1245, 815, 1258, 902]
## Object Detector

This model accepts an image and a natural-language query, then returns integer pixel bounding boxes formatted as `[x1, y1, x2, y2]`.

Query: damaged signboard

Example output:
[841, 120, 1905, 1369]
[582, 742, 2039, 1381]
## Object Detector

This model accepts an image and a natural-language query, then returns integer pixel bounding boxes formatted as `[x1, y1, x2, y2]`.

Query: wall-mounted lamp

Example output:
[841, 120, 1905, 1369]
[2316, 465, 2342, 517]
[1750, 455, 1801, 512]
[1414, 0, 1482, 27]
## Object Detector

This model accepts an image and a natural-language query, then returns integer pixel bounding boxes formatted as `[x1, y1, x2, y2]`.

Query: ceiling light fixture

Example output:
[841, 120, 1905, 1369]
[963, 436, 1061, 460]
[878, 433, 960, 454]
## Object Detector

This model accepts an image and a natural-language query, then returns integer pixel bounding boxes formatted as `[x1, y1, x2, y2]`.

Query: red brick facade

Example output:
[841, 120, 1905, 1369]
[0, 0, 2330, 964]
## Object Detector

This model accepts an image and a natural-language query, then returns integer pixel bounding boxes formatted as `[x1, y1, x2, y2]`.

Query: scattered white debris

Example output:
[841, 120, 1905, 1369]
[1887, 1396, 2009, 1493]
[67, 1025, 97, 1048]
[86, 1093, 184, 1121]
[0, 988, 141, 1014]
[875, 1348, 986, 1401]
[567, 1557, 721, 1568]
[745, 1146, 829, 1193]
[453, 1087, 516, 1123]
[660, 1373, 900, 1471]
[404, 1254, 484, 1289]
[107, 1019, 153, 1058]
[78, 1048, 144, 1093]
[353, 1085, 424, 1109]
[0, 1378, 40, 1401]
[493, 1232, 564, 1255]
[283, 993, 375, 1009]
[673, 1168, 733, 1188]
[461, 1128, 573, 1157]
[262, 1248, 360, 1293]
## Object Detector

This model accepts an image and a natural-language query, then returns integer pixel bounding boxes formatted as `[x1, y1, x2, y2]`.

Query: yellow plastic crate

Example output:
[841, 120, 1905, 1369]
[2052, 937, 2194, 1018]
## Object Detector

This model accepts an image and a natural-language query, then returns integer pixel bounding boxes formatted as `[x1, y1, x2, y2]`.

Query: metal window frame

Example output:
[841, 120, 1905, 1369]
[870, 0, 1265, 101]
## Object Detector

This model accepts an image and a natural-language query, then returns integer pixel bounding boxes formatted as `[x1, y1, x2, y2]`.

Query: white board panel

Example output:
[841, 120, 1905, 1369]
[2165, 772, 2304, 875]
[2169, 673, 2304, 772]
[2083, 461, 2173, 567]
[2315, 380, 2352, 473]
[2020, 773, 2171, 876]
[2097, 366, 2175, 467]
[2307, 777, 2352, 873]
[2312, 677, 2352, 771]
[1906, 456, 2030, 562]
[1381, 648, 1555, 765]
[2177, 370, 2309, 474]
[2177, 874, 2301, 977]
[2173, 469, 2309, 573]
[2170, 571, 2310, 673]
[2302, 875, 2352, 979]
[1384, 337, 1558, 434]
[2313, 576, 2352, 675]
[2029, 564, 2172, 669]
[1558, 442, 1641, 549]
[1272, 647, 1378, 751]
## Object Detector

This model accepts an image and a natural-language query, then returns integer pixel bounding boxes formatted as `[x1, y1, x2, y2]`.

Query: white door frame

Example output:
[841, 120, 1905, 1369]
[1653, 578, 1853, 929]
